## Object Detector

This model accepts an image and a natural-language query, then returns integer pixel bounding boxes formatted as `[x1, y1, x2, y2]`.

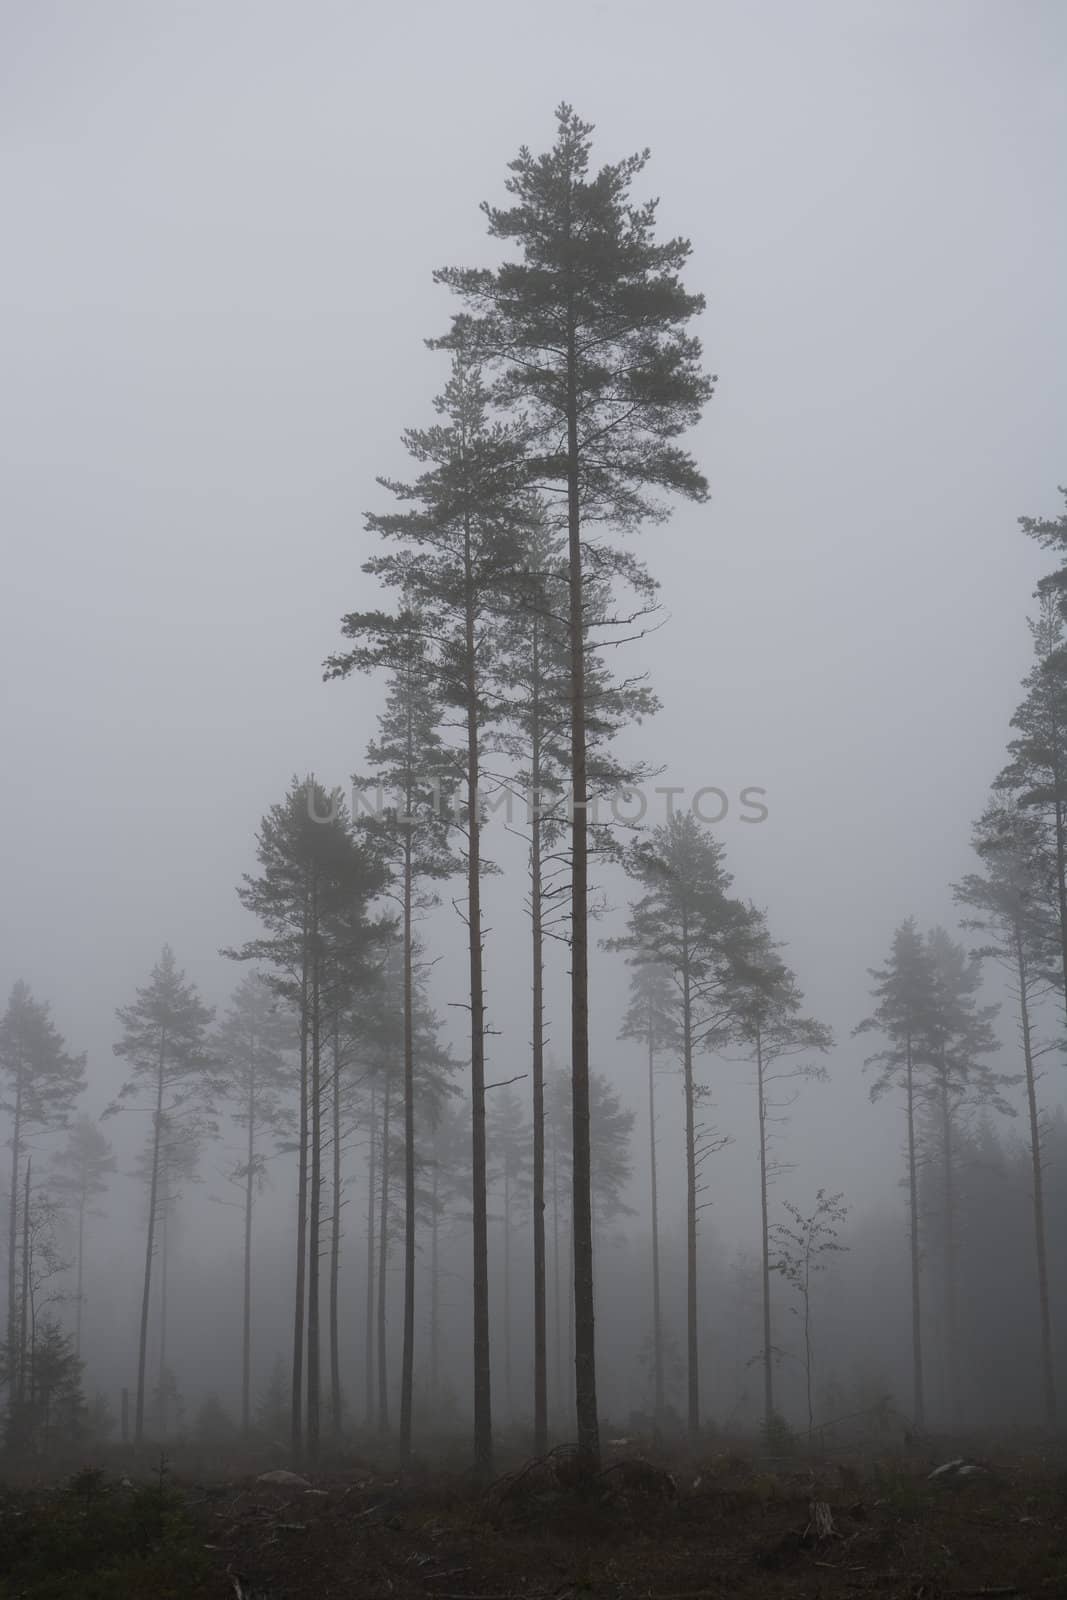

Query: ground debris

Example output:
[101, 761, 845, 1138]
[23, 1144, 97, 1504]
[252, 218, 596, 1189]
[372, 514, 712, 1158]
[804, 1498, 839, 1542]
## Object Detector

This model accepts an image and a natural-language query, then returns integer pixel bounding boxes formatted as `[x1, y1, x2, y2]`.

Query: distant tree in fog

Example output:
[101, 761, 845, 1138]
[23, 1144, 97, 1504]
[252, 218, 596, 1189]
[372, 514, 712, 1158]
[426, 1094, 469, 1411]
[730, 912, 831, 1440]
[229, 780, 385, 1464]
[589, 1071, 636, 1244]
[354, 935, 455, 1439]
[924, 926, 1010, 1425]
[255, 1354, 289, 1445]
[214, 973, 295, 1436]
[110, 945, 213, 1447]
[487, 1082, 531, 1417]
[137, 1111, 203, 1440]
[329, 609, 462, 1463]
[51, 1115, 117, 1360]
[1, 982, 85, 1418]
[3, 1315, 84, 1459]
[619, 961, 677, 1433]
[856, 919, 938, 1429]
[546, 1064, 636, 1417]
[612, 815, 751, 1441]
[955, 798, 1061, 1426]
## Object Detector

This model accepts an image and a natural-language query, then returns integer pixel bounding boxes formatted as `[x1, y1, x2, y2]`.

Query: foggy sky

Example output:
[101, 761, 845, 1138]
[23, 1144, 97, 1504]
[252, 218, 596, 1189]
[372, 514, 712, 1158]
[2, 0, 1066, 1248]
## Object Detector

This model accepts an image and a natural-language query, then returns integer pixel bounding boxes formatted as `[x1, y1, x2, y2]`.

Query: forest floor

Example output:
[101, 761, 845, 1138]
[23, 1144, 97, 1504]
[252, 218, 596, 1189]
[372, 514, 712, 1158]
[2, 1435, 1066, 1599]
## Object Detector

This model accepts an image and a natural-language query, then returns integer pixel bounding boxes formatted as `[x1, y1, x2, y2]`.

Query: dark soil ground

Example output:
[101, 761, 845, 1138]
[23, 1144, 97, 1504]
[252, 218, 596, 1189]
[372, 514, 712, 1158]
[3, 1438, 1066, 1599]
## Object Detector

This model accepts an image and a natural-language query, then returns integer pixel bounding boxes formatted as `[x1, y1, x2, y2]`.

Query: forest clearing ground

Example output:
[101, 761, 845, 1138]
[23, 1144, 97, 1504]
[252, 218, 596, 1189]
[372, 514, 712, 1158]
[1, 1438, 1066, 1599]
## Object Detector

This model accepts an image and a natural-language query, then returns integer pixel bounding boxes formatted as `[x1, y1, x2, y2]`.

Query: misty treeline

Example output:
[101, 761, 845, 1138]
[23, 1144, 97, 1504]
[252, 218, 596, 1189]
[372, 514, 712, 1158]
[2, 109, 1066, 1472]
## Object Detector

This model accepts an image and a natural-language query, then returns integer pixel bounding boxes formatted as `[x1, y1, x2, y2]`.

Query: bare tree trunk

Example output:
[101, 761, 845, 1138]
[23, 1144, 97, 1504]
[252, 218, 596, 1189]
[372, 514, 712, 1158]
[681, 952, 699, 1441]
[464, 535, 493, 1477]
[7, 1081, 21, 1403]
[291, 930, 310, 1463]
[400, 827, 416, 1458]
[939, 1072, 960, 1426]
[565, 303, 599, 1468]
[531, 674, 548, 1452]
[905, 1033, 925, 1429]
[430, 1154, 440, 1410]
[802, 1242, 814, 1443]
[307, 887, 322, 1464]
[364, 1084, 377, 1429]
[552, 1105, 562, 1420]
[567, 1200, 576, 1419]
[329, 1014, 343, 1439]
[75, 1190, 86, 1362]
[135, 1034, 166, 1446]
[647, 1010, 664, 1431]
[158, 1167, 170, 1437]
[503, 1163, 512, 1416]
[757, 1025, 773, 1436]
[377, 1070, 392, 1435]
[19, 1159, 31, 1407]
[242, 1024, 256, 1437]
[1016, 934, 1057, 1425]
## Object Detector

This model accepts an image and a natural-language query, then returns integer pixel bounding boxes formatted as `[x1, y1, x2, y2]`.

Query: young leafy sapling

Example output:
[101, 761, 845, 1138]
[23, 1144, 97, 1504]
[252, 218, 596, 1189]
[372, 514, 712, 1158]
[771, 1189, 848, 1444]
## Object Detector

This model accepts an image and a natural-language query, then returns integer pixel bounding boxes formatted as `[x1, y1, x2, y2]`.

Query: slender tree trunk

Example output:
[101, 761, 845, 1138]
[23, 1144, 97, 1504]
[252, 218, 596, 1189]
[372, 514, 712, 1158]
[400, 825, 416, 1458]
[242, 1030, 256, 1437]
[803, 1245, 814, 1443]
[364, 1084, 377, 1429]
[939, 1072, 960, 1426]
[905, 1034, 925, 1429]
[307, 885, 322, 1464]
[1015, 934, 1057, 1425]
[552, 1105, 562, 1420]
[19, 1159, 30, 1407]
[503, 1164, 512, 1416]
[430, 1153, 440, 1410]
[158, 1177, 169, 1437]
[531, 674, 548, 1452]
[160, 1171, 169, 1421]
[75, 1191, 86, 1362]
[567, 1200, 576, 1418]
[377, 1070, 391, 1435]
[757, 1025, 774, 1436]
[135, 1034, 166, 1446]
[7, 1082, 21, 1403]
[330, 1014, 343, 1438]
[647, 1010, 664, 1431]
[565, 300, 599, 1468]
[681, 949, 699, 1441]
[464, 541, 492, 1477]
[291, 927, 310, 1462]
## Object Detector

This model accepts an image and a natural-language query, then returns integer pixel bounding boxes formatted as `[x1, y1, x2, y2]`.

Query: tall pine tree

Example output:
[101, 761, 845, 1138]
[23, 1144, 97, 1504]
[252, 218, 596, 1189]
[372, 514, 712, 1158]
[436, 105, 714, 1463]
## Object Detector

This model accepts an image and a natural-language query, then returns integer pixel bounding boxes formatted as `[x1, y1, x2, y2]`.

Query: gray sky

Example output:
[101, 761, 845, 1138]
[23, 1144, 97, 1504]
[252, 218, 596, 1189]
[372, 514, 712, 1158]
[2, 0, 1065, 1240]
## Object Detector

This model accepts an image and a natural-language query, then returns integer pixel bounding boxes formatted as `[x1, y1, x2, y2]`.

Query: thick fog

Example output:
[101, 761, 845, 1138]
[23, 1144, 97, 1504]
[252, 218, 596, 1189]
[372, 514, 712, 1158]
[2, 1, 1066, 1451]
